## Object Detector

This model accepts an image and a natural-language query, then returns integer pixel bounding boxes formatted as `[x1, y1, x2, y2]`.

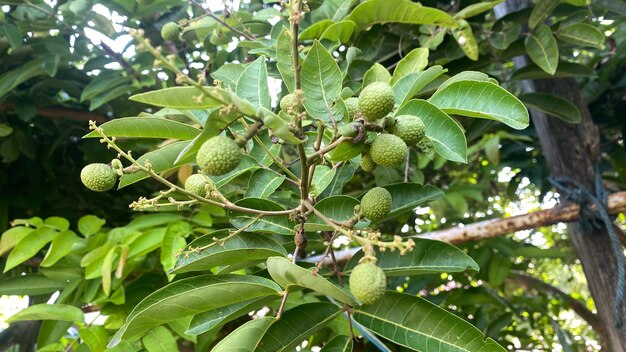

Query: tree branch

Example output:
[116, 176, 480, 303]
[1, 102, 108, 123]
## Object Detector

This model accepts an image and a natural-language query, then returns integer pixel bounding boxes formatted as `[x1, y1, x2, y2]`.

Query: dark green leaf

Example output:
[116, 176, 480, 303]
[245, 169, 286, 198]
[118, 141, 191, 188]
[229, 198, 294, 236]
[510, 62, 593, 80]
[382, 183, 443, 222]
[301, 41, 344, 123]
[557, 23, 605, 48]
[236, 56, 271, 109]
[187, 296, 277, 335]
[529, 0, 559, 29]
[519, 92, 581, 123]
[320, 335, 353, 351]
[525, 24, 559, 75]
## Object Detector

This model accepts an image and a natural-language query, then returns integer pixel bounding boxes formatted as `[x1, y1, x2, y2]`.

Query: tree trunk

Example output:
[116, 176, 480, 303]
[494, 1, 626, 349]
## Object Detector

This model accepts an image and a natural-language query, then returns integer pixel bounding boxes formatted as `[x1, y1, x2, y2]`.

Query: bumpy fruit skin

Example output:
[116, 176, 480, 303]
[196, 136, 242, 176]
[391, 115, 426, 146]
[358, 82, 395, 121]
[349, 262, 387, 305]
[370, 134, 408, 167]
[80, 163, 118, 192]
[161, 22, 180, 41]
[279, 93, 297, 113]
[345, 97, 359, 119]
[306, 0, 325, 10]
[361, 187, 392, 222]
[360, 153, 376, 172]
[184, 174, 208, 196]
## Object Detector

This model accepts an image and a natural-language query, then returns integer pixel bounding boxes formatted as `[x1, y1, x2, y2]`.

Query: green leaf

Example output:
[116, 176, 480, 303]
[171, 231, 288, 274]
[452, 19, 479, 61]
[276, 29, 295, 93]
[557, 23, 605, 48]
[525, 24, 559, 75]
[489, 22, 521, 50]
[78, 326, 109, 352]
[510, 62, 593, 80]
[4, 226, 60, 272]
[78, 215, 106, 237]
[529, 0, 559, 29]
[429, 80, 529, 130]
[0, 123, 13, 137]
[345, 239, 479, 276]
[300, 20, 334, 40]
[454, 0, 504, 19]
[118, 141, 191, 188]
[0, 226, 34, 256]
[259, 108, 305, 144]
[330, 139, 364, 162]
[348, 0, 457, 30]
[391, 48, 428, 85]
[519, 92, 581, 124]
[393, 66, 446, 105]
[0, 274, 66, 296]
[353, 292, 506, 351]
[301, 41, 344, 123]
[256, 302, 342, 352]
[321, 163, 357, 198]
[161, 221, 190, 275]
[130, 87, 224, 109]
[211, 63, 245, 90]
[245, 169, 286, 198]
[382, 183, 443, 222]
[187, 297, 276, 335]
[41, 230, 79, 267]
[395, 99, 467, 162]
[211, 317, 275, 352]
[305, 195, 364, 231]
[267, 256, 359, 305]
[229, 198, 294, 236]
[320, 20, 356, 42]
[83, 117, 201, 140]
[320, 335, 353, 352]
[0, 23, 22, 49]
[8, 304, 84, 323]
[81, 73, 130, 102]
[142, 326, 178, 352]
[0, 57, 48, 99]
[310, 165, 336, 197]
[109, 275, 282, 346]
[236, 56, 271, 109]
[362, 63, 391, 88]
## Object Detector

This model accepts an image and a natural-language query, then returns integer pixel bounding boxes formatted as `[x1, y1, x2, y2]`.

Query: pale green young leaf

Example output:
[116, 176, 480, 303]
[299, 20, 334, 40]
[109, 275, 282, 346]
[211, 317, 275, 352]
[391, 48, 429, 84]
[362, 63, 391, 88]
[256, 303, 342, 352]
[454, 0, 504, 19]
[353, 292, 506, 351]
[452, 19, 479, 61]
[525, 24, 559, 75]
[276, 29, 295, 93]
[160, 221, 191, 276]
[130, 87, 223, 109]
[211, 63, 245, 90]
[77, 215, 106, 237]
[519, 92, 582, 124]
[142, 326, 178, 352]
[429, 80, 529, 130]
[395, 99, 467, 162]
[0, 226, 33, 256]
[320, 20, 356, 42]
[258, 108, 305, 144]
[393, 66, 446, 105]
[8, 304, 84, 323]
[348, 0, 457, 30]
[267, 256, 359, 305]
[83, 117, 201, 140]
[4, 227, 60, 272]
[40, 230, 80, 267]
[0, 274, 66, 296]
[78, 327, 108, 352]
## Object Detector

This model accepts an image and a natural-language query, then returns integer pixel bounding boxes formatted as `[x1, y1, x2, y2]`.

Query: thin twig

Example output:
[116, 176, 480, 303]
[189, 0, 256, 41]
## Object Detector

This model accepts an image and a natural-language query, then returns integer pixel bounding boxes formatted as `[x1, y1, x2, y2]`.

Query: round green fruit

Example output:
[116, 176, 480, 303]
[196, 136, 242, 176]
[349, 262, 387, 305]
[361, 187, 392, 222]
[345, 97, 359, 119]
[391, 115, 426, 146]
[358, 82, 395, 121]
[161, 22, 180, 41]
[360, 153, 376, 172]
[184, 174, 208, 196]
[80, 163, 118, 192]
[280, 93, 297, 113]
[370, 134, 408, 167]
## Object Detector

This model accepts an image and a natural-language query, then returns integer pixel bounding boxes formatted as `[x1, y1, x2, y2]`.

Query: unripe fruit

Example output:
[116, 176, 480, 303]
[196, 136, 242, 176]
[370, 134, 408, 168]
[358, 82, 395, 121]
[345, 97, 359, 119]
[360, 153, 376, 172]
[184, 174, 208, 197]
[391, 115, 426, 146]
[361, 187, 392, 222]
[80, 163, 118, 192]
[349, 262, 386, 305]
[280, 93, 297, 114]
[338, 122, 359, 138]
[161, 22, 180, 41]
